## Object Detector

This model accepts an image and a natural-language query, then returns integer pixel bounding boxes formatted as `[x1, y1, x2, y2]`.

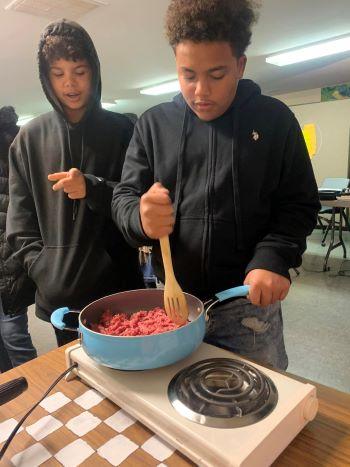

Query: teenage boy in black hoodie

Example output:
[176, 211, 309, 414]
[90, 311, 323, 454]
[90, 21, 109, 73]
[7, 20, 143, 346]
[112, 0, 320, 370]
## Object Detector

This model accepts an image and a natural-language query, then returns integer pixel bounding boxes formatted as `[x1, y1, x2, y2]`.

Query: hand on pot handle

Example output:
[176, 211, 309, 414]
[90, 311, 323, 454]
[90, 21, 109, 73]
[244, 269, 290, 307]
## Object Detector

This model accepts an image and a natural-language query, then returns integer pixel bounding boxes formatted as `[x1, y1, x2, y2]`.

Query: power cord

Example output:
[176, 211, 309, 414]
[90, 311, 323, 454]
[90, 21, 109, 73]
[0, 363, 78, 461]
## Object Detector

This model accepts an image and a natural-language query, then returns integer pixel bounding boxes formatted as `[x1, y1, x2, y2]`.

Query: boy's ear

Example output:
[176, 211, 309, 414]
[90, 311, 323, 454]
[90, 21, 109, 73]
[237, 55, 247, 78]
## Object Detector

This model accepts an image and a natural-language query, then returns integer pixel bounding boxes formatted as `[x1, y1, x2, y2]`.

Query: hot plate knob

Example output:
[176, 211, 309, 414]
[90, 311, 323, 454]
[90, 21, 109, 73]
[303, 396, 318, 421]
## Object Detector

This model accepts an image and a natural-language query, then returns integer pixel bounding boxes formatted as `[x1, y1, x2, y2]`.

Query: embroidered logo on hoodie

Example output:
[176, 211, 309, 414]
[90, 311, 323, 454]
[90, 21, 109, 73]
[252, 130, 259, 141]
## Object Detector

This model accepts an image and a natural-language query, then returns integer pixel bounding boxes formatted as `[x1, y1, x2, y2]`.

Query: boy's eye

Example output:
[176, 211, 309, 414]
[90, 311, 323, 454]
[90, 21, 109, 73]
[210, 73, 225, 80]
[183, 75, 195, 81]
[52, 73, 63, 77]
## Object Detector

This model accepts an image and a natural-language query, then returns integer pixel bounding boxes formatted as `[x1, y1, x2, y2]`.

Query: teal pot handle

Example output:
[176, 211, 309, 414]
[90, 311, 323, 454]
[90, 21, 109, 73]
[215, 285, 250, 302]
[204, 285, 250, 321]
[51, 307, 80, 332]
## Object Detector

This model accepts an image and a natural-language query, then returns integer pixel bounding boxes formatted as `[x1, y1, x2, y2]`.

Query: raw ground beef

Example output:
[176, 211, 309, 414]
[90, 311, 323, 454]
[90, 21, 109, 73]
[90, 307, 185, 336]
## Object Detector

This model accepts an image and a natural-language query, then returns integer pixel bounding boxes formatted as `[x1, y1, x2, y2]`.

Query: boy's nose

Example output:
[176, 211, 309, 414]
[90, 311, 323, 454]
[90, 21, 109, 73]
[195, 79, 210, 98]
[63, 76, 76, 88]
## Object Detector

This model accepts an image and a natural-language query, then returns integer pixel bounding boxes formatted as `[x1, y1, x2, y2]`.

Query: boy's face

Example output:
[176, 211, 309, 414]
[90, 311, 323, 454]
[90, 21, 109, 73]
[48, 58, 92, 123]
[175, 41, 246, 121]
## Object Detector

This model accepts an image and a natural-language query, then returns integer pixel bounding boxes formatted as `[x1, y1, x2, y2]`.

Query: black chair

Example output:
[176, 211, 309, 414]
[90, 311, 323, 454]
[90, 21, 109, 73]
[317, 178, 350, 246]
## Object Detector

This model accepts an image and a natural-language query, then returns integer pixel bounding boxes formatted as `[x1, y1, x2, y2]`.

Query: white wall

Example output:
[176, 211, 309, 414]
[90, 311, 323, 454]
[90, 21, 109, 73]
[274, 88, 321, 106]
[292, 99, 350, 185]
[274, 90, 350, 185]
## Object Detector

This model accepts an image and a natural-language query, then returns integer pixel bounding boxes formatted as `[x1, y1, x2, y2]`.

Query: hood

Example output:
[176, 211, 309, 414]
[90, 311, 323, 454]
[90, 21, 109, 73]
[0, 106, 19, 161]
[173, 79, 261, 114]
[38, 19, 101, 121]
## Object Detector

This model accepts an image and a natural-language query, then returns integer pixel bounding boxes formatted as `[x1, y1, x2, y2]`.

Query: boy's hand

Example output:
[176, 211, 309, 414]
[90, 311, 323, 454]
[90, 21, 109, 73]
[244, 269, 290, 307]
[48, 168, 86, 199]
[140, 182, 174, 239]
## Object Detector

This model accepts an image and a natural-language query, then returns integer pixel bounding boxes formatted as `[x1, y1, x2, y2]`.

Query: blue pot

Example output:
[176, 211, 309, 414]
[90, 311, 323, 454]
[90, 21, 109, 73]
[51, 286, 249, 370]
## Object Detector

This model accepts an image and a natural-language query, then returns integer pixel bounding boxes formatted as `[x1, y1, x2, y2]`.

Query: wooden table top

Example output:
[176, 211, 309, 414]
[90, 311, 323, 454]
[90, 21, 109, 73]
[0, 343, 349, 466]
[321, 197, 350, 208]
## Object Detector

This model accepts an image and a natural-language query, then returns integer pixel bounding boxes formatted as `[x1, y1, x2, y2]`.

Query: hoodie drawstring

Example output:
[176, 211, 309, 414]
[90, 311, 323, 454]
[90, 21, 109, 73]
[65, 121, 85, 222]
[172, 106, 188, 221]
[231, 108, 244, 250]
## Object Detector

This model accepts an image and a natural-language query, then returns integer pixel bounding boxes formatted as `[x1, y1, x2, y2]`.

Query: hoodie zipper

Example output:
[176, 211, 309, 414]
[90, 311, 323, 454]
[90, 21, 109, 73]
[231, 110, 244, 250]
[202, 125, 215, 292]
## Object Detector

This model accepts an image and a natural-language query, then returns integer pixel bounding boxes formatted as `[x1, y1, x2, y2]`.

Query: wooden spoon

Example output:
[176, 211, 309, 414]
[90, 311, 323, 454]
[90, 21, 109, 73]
[159, 236, 189, 325]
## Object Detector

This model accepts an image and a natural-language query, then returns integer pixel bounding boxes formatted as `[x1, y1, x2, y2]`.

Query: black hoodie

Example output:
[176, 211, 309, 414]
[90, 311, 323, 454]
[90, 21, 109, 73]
[6, 20, 143, 320]
[112, 79, 320, 300]
[0, 108, 36, 315]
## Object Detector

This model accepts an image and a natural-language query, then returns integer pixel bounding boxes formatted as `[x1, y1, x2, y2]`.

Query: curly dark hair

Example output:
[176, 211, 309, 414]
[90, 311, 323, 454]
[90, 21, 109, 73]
[41, 34, 88, 65]
[165, 0, 260, 56]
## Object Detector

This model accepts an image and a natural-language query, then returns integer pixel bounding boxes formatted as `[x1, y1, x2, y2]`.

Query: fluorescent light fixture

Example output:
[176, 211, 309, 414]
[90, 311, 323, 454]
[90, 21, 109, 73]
[140, 80, 180, 96]
[266, 35, 350, 66]
[17, 115, 35, 126]
[101, 102, 115, 110]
